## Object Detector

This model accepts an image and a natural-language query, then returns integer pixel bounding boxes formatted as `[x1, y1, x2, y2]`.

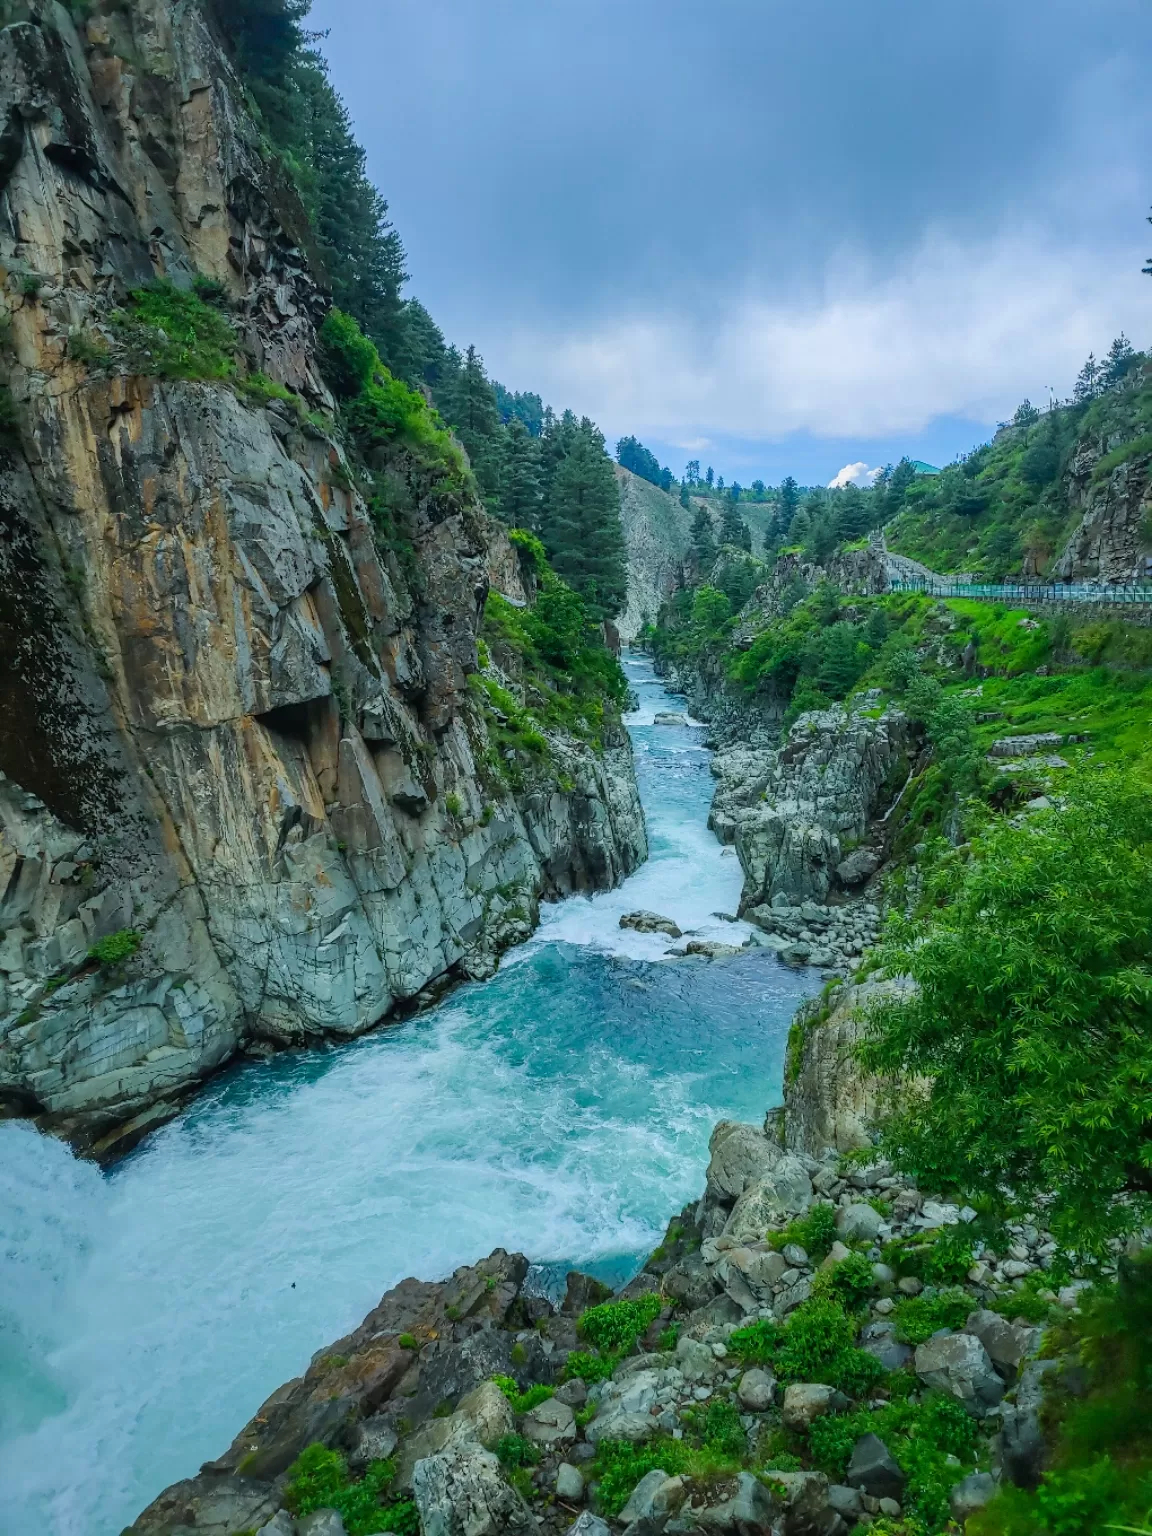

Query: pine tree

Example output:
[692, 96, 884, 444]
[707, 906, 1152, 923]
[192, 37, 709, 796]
[1073, 353, 1102, 405]
[684, 459, 701, 486]
[691, 504, 717, 574]
[1103, 334, 1136, 386]
[705, 466, 715, 488]
[440, 344, 503, 505]
[836, 483, 871, 540]
[538, 414, 626, 620]
[719, 497, 750, 549]
[499, 419, 543, 531]
[775, 475, 799, 538]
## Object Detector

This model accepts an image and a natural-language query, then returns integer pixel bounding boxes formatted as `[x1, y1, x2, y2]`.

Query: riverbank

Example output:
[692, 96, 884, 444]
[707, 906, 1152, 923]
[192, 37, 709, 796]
[0, 658, 819, 1536]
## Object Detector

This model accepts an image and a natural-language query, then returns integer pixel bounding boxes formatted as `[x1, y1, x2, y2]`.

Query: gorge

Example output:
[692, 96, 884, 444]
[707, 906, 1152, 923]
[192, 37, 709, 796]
[1, 657, 820, 1536]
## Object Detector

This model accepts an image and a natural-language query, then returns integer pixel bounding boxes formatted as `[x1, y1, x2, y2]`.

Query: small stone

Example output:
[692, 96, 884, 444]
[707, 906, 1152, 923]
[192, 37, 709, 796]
[556, 1464, 585, 1502]
[874, 1297, 895, 1316]
[1002, 1260, 1034, 1280]
[782, 1243, 809, 1267]
[693, 1385, 712, 1401]
[877, 1497, 902, 1517]
[897, 1276, 923, 1296]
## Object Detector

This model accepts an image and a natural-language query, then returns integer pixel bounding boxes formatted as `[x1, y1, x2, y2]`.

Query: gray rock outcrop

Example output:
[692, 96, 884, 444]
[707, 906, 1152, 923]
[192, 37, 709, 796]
[711, 702, 909, 911]
[0, 0, 645, 1151]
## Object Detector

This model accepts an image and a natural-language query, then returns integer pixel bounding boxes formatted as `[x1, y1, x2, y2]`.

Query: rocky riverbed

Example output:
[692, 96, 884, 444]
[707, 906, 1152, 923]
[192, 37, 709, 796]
[128, 1086, 1092, 1536]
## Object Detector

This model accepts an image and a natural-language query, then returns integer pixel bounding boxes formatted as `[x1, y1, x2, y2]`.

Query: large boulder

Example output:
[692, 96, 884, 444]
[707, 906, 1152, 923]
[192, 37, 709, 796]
[835, 1202, 883, 1243]
[413, 1441, 539, 1536]
[706, 1121, 785, 1202]
[1000, 1359, 1059, 1489]
[846, 1435, 904, 1500]
[620, 911, 682, 938]
[723, 1157, 813, 1240]
[619, 1470, 685, 1525]
[782, 1383, 840, 1430]
[965, 1309, 1027, 1379]
[914, 1333, 1005, 1417]
[950, 1472, 997, 1522]
[698, 1471, 780, 1534]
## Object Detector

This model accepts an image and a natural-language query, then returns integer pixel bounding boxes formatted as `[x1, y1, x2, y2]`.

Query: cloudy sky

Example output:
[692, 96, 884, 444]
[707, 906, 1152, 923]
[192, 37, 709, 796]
[313, 0, 1152, 487]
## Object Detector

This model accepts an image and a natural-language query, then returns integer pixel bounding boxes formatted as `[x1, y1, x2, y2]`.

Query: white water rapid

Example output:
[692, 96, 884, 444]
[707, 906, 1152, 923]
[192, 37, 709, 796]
[0, 655, 818, 1535]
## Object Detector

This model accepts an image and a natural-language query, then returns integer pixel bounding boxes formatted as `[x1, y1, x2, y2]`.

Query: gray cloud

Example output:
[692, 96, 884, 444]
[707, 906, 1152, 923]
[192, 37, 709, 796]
[312, 0, 1152, 456]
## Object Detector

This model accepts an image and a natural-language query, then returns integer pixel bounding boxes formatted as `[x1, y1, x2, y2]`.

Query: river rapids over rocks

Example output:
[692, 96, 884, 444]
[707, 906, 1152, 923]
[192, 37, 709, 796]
[0, 657, 818, 1536]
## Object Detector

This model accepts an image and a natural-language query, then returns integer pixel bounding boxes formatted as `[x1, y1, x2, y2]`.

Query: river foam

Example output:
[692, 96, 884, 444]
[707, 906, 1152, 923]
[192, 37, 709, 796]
[0, 655, 817, 1535]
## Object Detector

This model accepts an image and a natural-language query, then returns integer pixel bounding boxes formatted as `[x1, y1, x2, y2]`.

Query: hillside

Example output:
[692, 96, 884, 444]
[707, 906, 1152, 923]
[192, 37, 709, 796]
[886, 357, 1152, 582]
[615, 466, 694, 637]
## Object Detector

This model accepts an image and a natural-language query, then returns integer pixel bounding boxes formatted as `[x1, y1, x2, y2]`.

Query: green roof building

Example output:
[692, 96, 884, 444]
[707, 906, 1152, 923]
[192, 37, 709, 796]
[910, 460, 940, 476]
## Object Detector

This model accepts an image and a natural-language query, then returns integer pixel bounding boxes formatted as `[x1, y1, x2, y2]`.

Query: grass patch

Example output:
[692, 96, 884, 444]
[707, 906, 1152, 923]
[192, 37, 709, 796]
[88, 928, 141, 966]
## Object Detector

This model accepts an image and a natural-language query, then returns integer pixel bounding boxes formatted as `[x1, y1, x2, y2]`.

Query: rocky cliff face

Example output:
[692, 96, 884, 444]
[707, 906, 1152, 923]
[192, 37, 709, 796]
[1054, 436, 1152, 583]
[0, 0, 645, 1151]
[615, 467, 693, 640]
[709, 701, 910, 912]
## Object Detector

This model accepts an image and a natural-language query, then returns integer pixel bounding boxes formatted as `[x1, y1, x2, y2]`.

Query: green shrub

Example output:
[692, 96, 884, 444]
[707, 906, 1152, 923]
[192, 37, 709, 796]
[578, 1292, 662, 1355]
[494, 1433, 541, 1469]
[283, 1445, 418, 1536]
[883, 1227, 975, 1287]
[444, 791, 462, 816]
[397, 1333, 418, 1350]
[490, 1376, 554, 1415]
[561, 1350, 617, 1384]
[732, 1299, 885, 1396]
[768, 1203, 839, 1262]
[811, 1251, 876, 1312]
[88, 928, 141, 966]
[891, 1288, 972, 1346]
[700, 1397, 746, 1458]
[592, 1438, 691, 1518]
[656, 1322, 681, 1353]
[320, 307, 382, 399]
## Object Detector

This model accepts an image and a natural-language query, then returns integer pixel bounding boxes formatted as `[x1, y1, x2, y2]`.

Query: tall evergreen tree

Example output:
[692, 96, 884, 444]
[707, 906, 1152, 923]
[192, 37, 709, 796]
[775, 475, 800, 537]
[691, 503, 717, 573]
[439, 344, 503, 504]
[499, 418, 543, 531]
[719, 497, 751, 550]
[538, 414, 626, 620]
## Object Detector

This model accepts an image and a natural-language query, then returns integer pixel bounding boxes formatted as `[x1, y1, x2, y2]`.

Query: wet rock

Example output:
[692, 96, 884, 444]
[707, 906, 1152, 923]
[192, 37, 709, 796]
[564, 1272, 613, 1315]
[654, 713, 689, 726]
[685, 941, 744, 958]
[620, 911, 683, 938]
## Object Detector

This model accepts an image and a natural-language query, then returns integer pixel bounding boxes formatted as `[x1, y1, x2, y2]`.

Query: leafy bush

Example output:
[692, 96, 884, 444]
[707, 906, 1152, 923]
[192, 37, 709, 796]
[859, 767, 1152, 1252]
[883, 1227, 975, 1287]
[88, 928, 141, 966]
[811, 1251, 876, 1312]
[809, 1393, 980, 1529]
[578, 1292, 662, 1355]
[494, 1433, 541, 1469]
[283, 1445, 418, 1536]
[769, 1203, 839, 1262]
[891, 1288, 971, 1346]
[562, 1350, 617, 1384]
[592, 1438, 692, 1518]
[732, 1299, 885, 1396]
[491, 1375, 554, 1415]
[397, 1333, 418, 1350]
